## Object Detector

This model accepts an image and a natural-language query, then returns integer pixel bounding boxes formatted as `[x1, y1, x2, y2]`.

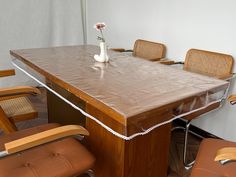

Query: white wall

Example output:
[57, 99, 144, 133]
[0, 0, 84, 87]
[87, 0, 236, 141]
[1, 0, 235, 141]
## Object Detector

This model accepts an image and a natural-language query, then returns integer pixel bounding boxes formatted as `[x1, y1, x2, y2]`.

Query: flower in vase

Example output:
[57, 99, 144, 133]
[94, 22, 106, 42]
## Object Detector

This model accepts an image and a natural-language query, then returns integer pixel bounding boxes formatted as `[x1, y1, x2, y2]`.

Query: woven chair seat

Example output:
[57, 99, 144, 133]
[0, 97, 37, 122]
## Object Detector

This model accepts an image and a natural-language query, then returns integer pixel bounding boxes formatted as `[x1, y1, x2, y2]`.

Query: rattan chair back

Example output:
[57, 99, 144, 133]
[184, 49, 234, 78]
[133, 39, 166, 61]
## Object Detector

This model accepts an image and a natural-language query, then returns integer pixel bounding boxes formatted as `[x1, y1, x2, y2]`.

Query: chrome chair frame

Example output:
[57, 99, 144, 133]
[171, 63, 235, 169]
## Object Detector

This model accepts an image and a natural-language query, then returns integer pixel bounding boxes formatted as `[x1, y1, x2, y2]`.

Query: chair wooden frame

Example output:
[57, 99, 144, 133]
[0, 68, 40, 133]
[0, 125, 89, 156]
[0, 69, 15, 77]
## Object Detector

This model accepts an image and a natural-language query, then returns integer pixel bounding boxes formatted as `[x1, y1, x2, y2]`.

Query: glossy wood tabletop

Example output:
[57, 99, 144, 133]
[10, 45, 228, 136]
[10, 45, 229, 177]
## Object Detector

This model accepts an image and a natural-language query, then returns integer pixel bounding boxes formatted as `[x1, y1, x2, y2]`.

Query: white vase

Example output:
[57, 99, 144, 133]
[94, 42, 109, 62]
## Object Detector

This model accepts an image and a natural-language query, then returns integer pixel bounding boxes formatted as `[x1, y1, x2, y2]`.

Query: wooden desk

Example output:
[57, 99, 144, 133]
[10, 45, 228, 177]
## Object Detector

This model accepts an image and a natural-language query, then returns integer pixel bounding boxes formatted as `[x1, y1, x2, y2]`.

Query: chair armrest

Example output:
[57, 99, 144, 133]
[147, 58, 161, 61]
[3, 125, 89, 155]
[110, 48, 126, 52]
[0, 69, 15, 77]
[110, 48, 133, 53]
[174, 61, 185, 65]
[159, 58, 175, 65]
[217, 73, 235, 81]
[228, 94, 236, 105]
[215, 147, 236, 164]
[0, 86, 41, 98]
[157, 58, 184, 65]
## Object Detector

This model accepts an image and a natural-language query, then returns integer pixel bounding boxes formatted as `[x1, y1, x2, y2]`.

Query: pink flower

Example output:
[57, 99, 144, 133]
[94, 22, 106, 42]
[94, 22, 106, 31]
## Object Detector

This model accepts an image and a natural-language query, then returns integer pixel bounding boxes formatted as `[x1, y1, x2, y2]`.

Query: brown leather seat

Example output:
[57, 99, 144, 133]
[190, 138, 236, 177]
[0, 123, 95, 177]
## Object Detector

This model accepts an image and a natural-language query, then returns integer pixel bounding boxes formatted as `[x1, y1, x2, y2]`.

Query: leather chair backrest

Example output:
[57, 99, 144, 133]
[133, 39, 166, 60]
[184, 49, 234, 78]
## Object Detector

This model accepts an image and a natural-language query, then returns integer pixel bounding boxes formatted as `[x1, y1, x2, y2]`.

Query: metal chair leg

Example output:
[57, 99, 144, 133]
[75, 135, 85, 141]
[172, 119, 205, 170]
[85, 169, 95, 177]
[183, 120, 195, 170]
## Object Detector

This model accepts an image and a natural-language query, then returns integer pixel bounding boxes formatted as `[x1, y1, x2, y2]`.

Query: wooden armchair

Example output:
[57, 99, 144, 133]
[190, 95, 236, 177]
[172, 49, 234, 169]
[111, 39, 174, 64]
[0, 123, 95, 177]
[0, 68, 40, 133]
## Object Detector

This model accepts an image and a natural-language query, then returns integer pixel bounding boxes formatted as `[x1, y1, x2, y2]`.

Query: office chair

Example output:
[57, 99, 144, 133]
[0, 68, 40, 133]
[172, 48, 234, 169]
[190, 94, 236, 177]
[0, 123, 95, 177]
[111, 39, 174, 64]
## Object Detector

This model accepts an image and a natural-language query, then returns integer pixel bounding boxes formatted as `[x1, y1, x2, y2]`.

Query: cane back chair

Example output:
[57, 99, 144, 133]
[173, 48, 234, 169]
[111, 39, 174, 64]
[0, 68, 40, 133]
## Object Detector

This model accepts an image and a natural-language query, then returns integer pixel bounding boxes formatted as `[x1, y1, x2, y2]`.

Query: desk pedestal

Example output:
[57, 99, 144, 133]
[86, 104, 171, 177]
[47, 84, 171, 177]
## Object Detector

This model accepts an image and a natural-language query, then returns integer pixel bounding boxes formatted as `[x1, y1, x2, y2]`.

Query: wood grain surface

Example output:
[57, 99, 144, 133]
[10, 45, 228, 136]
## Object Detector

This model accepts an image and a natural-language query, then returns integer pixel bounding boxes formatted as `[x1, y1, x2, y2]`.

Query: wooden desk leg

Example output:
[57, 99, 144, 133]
[86, 104, 172, 177]
[46, 82, 85, 126]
